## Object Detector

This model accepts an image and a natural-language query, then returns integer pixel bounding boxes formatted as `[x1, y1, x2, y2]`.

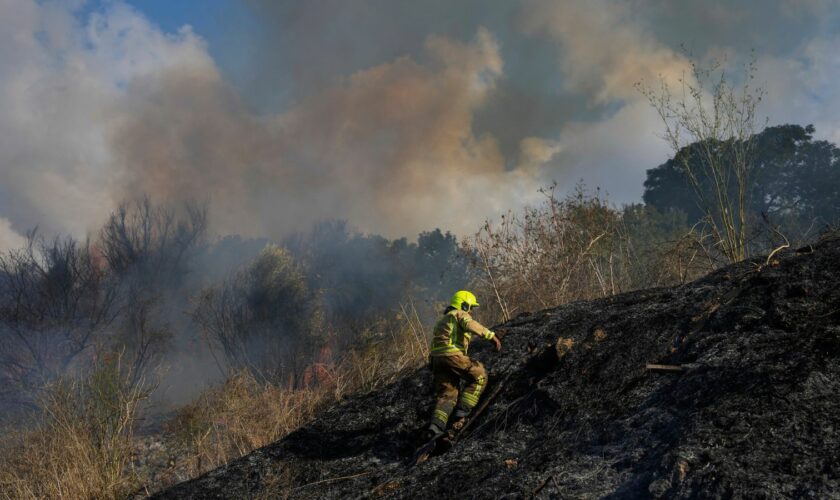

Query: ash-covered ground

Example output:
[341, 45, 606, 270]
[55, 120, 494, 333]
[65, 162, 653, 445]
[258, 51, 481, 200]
[156, 236, 840, 499]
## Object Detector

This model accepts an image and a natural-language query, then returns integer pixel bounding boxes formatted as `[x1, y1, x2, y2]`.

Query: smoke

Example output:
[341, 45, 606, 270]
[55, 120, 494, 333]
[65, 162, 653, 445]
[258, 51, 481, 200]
[0, 0, 212, 243]
[515, 0, 692, 201]
[514, 0, 840, 201]
[0, 1, 546, 242]
[0, 218, 26, 252]
[110, 63, 277, 236]
[519, 0, 691, 104]
[757, 33, 840, 143]
[1, 0, 839, 245]
[112, 26, 542, 238]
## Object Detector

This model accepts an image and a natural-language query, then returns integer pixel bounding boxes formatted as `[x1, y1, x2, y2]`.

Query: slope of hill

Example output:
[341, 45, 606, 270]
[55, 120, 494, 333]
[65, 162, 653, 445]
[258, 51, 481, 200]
[156, 236, 840, 499]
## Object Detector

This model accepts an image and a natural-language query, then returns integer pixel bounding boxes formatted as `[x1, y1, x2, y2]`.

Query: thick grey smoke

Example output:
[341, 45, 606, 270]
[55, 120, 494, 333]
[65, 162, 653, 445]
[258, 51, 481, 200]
[0, 218, 25, 251]
[0, 0, 839, 251]
[111, 27, 540, 239]
[0, 0, 213, 246]
[0, 1, 542, 245]
[520, 0, 691, 103]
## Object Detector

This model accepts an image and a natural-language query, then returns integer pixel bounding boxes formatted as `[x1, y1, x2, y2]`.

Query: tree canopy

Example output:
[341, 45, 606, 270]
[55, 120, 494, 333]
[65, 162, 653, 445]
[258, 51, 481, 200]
[643, 124, 840, 230]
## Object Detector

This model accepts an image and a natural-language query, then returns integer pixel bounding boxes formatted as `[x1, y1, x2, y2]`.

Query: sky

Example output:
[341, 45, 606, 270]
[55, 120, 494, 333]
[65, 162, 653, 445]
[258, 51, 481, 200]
[1, 0, 839, 250]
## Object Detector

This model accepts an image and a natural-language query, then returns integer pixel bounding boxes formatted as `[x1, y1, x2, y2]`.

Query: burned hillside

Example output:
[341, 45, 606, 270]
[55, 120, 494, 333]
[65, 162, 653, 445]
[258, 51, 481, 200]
[157, 235, 840, 499]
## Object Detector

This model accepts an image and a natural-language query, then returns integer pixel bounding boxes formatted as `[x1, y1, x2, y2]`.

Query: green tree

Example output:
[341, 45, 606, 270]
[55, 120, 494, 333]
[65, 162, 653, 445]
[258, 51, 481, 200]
[644, 124, 840, 243]
[194, 246, 322, 383]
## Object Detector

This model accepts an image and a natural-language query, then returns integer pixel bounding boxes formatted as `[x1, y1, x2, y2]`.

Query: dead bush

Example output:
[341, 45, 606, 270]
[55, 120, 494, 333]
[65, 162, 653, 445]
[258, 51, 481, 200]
[0, 234, 119, 409]
[466, 184, 711, 322]
[333, 305, 429, 395]
[193, 245, 322, 384]
[0, 353, 149, 500]
[166, 371, 327, 478]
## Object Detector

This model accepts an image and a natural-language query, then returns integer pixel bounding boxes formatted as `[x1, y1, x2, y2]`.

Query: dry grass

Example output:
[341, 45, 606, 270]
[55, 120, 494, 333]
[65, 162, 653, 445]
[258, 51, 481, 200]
[165, 314, 429, 483]
[166, 371, 328, 479]
[333, 308, 429, 395]
[0, 354, 149, 500]
[466, 185, 712, 323]
[0, 312, 430, 499]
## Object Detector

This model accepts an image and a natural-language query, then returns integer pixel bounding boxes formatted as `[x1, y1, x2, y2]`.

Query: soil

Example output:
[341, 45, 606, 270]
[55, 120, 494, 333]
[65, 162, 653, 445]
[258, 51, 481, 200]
[154, 235, 840, 499]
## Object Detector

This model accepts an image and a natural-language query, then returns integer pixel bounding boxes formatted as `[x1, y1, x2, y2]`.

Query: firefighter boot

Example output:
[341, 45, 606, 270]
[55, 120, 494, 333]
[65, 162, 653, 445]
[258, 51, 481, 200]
[450, 407, 470, 432]
[420, 423, 445, 444]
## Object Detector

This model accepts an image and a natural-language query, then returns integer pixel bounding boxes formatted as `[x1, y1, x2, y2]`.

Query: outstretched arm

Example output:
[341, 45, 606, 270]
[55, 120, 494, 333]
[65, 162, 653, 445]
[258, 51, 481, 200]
[458, 313, 502, 351]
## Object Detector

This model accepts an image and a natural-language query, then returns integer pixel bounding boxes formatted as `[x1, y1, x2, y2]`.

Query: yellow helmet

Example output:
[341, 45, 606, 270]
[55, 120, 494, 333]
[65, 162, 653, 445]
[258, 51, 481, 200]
[450, 290, 479, 312]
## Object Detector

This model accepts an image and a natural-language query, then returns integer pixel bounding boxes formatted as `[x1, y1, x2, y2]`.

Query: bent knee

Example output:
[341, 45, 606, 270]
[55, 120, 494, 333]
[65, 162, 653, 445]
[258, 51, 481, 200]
[436, 383, 459, 401]
[469, 360, 487, 380]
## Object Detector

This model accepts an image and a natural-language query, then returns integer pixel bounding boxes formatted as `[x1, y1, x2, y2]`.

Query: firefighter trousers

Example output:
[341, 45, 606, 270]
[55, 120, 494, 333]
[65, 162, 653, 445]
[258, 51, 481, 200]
[429, 353, 487, 431]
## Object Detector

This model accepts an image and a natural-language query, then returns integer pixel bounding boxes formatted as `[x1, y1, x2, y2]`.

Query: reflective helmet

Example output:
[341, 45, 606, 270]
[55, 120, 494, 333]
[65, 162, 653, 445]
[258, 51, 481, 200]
[450, 290, 480, 312]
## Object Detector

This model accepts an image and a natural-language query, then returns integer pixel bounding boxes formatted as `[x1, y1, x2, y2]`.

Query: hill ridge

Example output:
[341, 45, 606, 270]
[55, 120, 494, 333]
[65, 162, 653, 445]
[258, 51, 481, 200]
[156, 236, 840, 499]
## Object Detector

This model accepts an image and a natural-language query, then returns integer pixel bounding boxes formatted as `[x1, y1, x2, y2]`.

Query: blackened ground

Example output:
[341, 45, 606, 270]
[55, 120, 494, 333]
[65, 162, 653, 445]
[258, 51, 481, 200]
[155, 236, 840, 499]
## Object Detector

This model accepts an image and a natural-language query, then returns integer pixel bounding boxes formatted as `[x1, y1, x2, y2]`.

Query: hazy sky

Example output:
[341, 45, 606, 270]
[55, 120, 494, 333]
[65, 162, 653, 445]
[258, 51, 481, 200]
[1, 0, 839, 249]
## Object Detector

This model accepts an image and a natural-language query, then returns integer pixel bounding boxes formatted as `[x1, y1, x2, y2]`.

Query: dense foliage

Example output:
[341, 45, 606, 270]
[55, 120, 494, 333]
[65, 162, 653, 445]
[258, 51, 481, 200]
[644, 124, 840, 246]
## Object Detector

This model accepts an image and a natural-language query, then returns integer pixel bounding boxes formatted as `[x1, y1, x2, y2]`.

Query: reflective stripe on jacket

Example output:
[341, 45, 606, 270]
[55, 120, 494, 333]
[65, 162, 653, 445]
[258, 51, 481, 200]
[430, 308, 494, 356]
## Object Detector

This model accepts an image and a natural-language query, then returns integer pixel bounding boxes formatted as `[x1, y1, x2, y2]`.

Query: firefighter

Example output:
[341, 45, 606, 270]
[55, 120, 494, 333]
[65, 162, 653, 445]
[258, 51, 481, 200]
[423, 290, 502, 441]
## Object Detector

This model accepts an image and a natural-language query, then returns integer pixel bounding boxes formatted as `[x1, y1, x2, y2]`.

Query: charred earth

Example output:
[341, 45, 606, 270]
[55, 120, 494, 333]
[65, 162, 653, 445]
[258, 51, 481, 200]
[156, 236, 840, 499]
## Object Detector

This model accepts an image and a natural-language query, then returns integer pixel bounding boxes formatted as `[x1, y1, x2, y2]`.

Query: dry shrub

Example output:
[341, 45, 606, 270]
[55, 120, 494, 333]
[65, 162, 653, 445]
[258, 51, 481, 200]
[167, 371, 327, 478]
[0, 354, 148, 500]
[334, 307, 429, 395]
[467, 184, 710, 321]
[638, 57, 764, 264]
[193, 245, 322, 384]
[0, 234, 119, 405]
[467, 185, 625, 321]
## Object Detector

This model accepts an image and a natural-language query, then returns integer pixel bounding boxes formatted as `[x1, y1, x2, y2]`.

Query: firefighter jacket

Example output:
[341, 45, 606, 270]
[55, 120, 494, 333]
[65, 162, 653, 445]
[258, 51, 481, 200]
[430, 308, 495, 357]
